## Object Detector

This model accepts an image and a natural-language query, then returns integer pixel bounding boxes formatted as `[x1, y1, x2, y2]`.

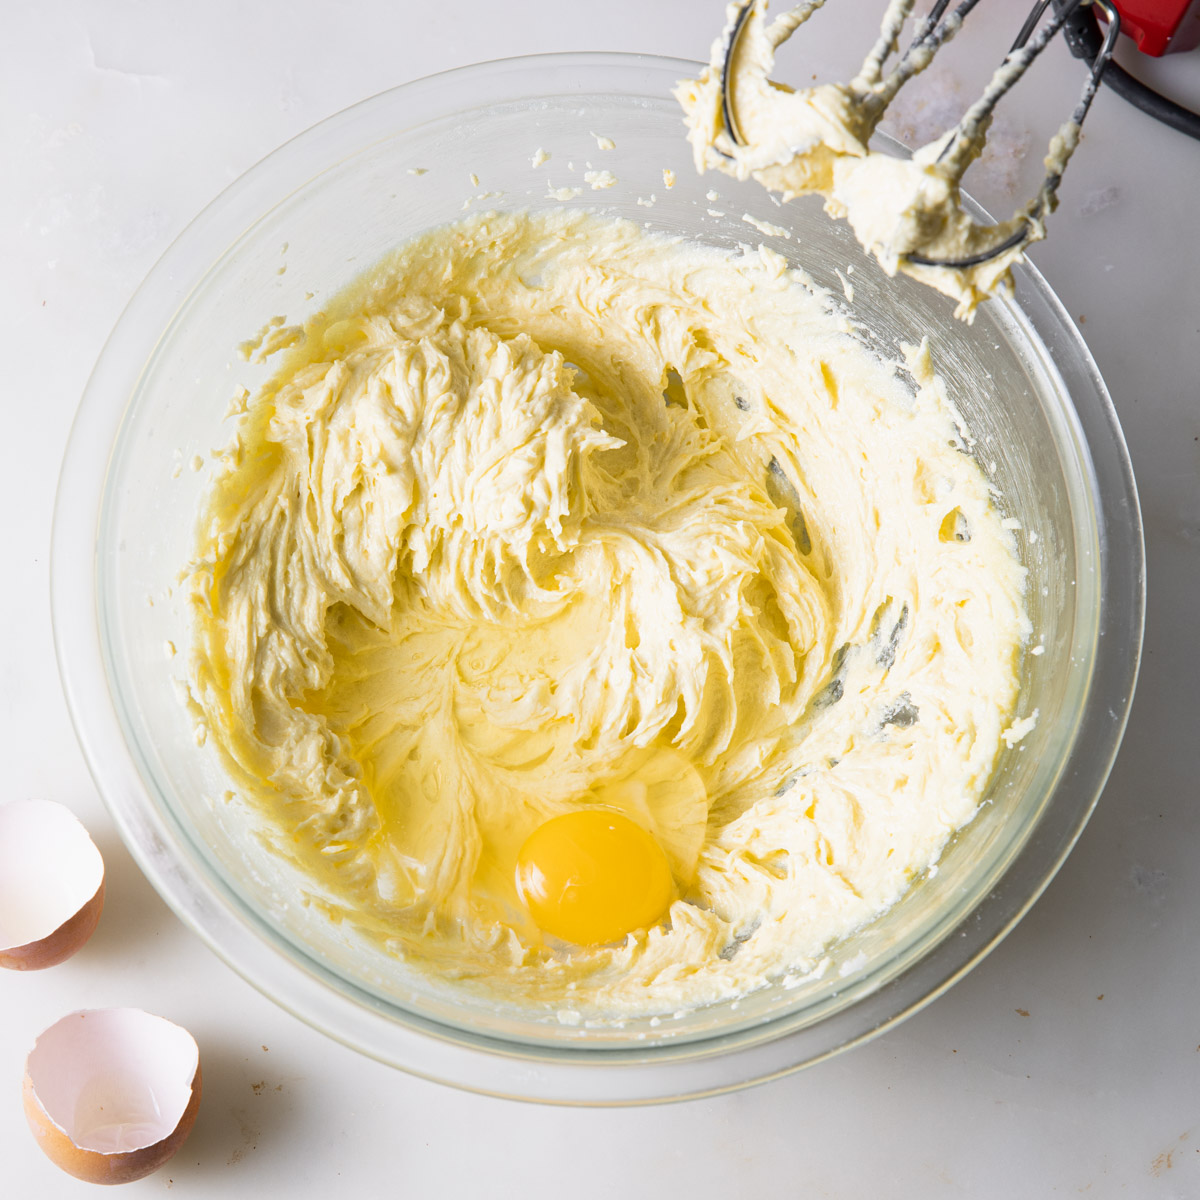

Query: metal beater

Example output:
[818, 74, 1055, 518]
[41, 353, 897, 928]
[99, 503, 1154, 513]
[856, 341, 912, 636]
[717, 0, 1122, 268]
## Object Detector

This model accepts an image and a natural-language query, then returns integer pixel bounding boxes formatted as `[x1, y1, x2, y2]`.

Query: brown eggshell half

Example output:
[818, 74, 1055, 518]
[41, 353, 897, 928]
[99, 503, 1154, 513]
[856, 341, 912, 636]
[0, 879, 106, 971]
[23, 1009, 202, 1185]
[0, 799, 106, 970]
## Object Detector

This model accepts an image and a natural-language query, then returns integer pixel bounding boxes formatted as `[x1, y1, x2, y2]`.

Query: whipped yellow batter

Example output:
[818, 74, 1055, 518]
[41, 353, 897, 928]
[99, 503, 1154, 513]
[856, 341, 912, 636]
[188, 208, 1028, 1015]
[676, 0, 1079, 320]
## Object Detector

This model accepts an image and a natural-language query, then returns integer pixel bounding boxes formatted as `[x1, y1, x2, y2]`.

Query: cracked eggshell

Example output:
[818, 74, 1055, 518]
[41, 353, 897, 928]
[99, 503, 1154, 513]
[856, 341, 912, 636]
[23, 1009, 203, 1185]
[0, 798, 105, 970]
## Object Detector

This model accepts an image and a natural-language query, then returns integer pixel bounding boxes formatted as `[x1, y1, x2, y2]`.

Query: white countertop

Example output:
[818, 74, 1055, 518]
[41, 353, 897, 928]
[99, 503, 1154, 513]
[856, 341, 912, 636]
[4, 2, 1199, 1195]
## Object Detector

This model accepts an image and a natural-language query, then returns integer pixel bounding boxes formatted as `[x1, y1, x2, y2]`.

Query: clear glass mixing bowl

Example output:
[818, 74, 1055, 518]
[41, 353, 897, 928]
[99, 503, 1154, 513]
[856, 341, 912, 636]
[52, 53, 1144, 1104]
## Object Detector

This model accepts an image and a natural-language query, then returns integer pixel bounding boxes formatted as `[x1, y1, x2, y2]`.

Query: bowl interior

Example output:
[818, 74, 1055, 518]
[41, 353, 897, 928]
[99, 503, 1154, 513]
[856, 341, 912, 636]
[84, 56, 1119, 1073]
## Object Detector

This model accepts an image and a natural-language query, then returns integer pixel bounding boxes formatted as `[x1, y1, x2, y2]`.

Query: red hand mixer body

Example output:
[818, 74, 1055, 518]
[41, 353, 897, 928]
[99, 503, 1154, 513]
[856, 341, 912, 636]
[1110, 0, 1200, 57]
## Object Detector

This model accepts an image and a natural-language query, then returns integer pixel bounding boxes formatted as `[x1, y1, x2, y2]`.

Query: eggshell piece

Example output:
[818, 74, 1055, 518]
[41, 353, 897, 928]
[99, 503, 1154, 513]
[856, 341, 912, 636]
[0, 799, 105, 970]
[24, 1009, 202, 1185]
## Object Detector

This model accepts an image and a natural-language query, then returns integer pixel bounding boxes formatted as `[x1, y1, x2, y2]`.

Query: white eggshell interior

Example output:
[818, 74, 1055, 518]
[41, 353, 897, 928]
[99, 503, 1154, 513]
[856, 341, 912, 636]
[0, 799, 104, 951]
[27, 1009, 199, 1154]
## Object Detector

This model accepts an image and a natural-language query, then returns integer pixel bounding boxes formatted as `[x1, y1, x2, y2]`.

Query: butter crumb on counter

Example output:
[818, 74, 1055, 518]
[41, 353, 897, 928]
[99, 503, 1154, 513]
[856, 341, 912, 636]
[531, 147, 550, 168]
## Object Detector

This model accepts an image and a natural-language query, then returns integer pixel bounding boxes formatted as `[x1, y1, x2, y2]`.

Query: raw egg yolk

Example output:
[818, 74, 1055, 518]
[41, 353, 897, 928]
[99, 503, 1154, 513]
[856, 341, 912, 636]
[515, 809, 674, 946]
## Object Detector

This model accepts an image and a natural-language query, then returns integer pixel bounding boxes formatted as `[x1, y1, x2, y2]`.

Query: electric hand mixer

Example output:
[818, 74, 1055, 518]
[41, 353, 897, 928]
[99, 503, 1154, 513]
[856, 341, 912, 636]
[706, 0, 1199, 274]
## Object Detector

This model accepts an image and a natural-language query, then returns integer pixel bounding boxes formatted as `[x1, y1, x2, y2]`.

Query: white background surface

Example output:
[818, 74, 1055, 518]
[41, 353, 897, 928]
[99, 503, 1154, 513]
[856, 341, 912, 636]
[4, 2, 1199, 1196]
